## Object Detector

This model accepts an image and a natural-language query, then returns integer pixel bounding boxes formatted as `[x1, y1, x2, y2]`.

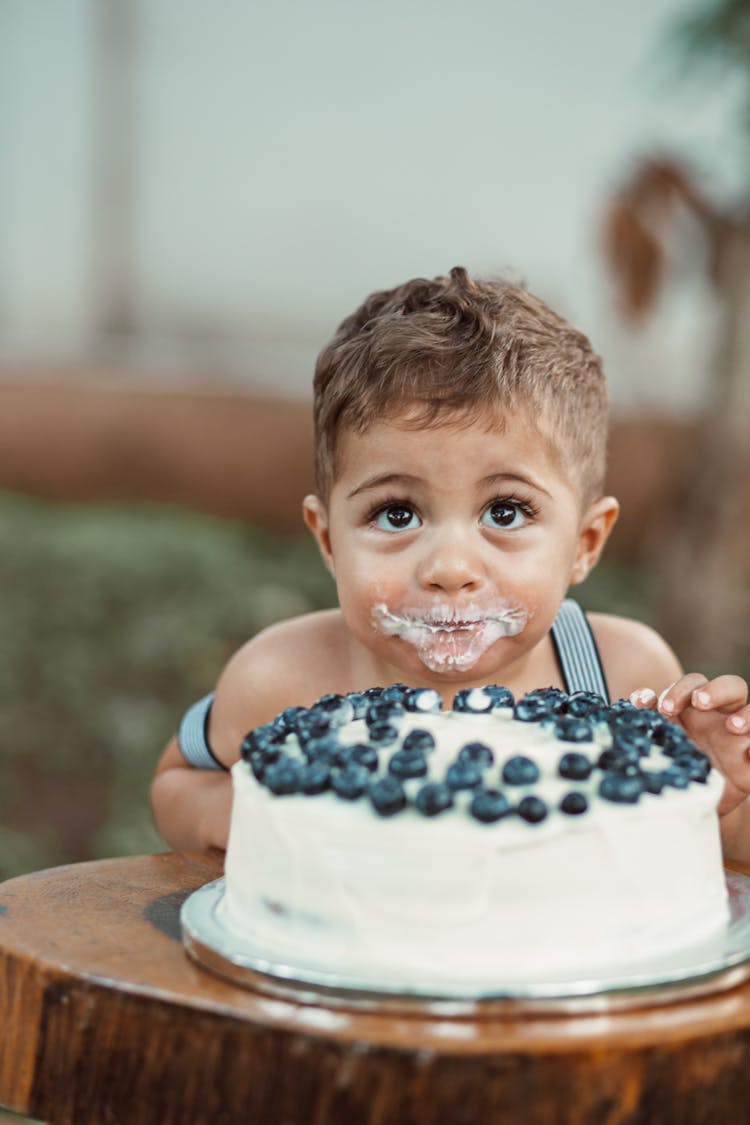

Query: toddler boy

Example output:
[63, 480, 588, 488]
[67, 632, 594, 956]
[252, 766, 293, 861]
[151, 267, 750, 856]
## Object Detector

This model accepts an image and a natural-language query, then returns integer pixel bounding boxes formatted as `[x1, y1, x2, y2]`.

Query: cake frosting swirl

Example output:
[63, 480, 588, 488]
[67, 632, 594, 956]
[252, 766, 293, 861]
[221, 685, 729, 988]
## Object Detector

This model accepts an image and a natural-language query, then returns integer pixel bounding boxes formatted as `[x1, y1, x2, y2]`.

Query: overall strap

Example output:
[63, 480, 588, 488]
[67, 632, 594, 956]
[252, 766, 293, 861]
[550, 599, 610, 702]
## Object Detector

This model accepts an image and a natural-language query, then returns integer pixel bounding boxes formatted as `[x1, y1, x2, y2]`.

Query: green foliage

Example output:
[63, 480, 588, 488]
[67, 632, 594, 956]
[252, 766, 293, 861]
[0, 493, 336, 881]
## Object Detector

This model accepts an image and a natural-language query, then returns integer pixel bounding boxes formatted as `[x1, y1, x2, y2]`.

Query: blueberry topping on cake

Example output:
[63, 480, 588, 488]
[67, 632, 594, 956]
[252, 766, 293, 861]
[367, 721, 400, 747]
[388, 747, 429, 779]
[264, 758, 305, 795]
[331, 763, 370, 799]
[366, 700, 405, 726]
[453, 687, 495, 713]
[445, 760, 484, 790]
[301, 761, 332, 795]
[558, 751, 592, 781]
[599, 774, 644, 804]
[458, 741, 495, 767]
[560, 791, 588, 815]
[403, 687, 442, 713]
[415, 782, 454, 816]
[368, 776, 407, 816]
[470, 788, 511, 823]
[334, 743, 379, 771]
[502, 755, 540, 785]
[514, 695, 554, 722]
[517, 794, 548, 823]
[484, 685, 515, 709]
[240, 685, 718, 829]
[553, 717, 593, 743]
[402, 728, 436, 753]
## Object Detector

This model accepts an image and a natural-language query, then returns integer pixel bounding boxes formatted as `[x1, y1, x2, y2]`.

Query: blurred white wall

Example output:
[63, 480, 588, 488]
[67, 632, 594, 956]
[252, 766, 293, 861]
[0, 0, 744, 405]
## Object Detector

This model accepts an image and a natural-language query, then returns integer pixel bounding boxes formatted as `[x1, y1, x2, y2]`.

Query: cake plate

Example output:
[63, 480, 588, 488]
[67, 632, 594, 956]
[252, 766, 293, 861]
[181, 869, 750, 1015]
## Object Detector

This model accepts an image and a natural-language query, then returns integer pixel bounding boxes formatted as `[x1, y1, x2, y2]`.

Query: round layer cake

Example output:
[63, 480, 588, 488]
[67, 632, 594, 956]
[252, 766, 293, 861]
[221, 685, 729, 988]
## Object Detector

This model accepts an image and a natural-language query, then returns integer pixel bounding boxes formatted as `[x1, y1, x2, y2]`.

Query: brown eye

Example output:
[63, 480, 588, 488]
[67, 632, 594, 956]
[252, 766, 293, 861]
[481, 501, 528, 530]
[374, 505, 421, 532]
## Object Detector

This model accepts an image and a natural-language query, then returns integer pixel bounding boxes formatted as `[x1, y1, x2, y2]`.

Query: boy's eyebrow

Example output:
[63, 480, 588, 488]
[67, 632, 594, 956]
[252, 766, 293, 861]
[480, 472, 552, 497]
[346, 473, 421, 500]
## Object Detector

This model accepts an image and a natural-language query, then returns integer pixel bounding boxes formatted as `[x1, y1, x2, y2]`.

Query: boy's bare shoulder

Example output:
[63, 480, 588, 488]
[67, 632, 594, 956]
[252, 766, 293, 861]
[209, 610, 351, 760]
[587, 611, 683, 701]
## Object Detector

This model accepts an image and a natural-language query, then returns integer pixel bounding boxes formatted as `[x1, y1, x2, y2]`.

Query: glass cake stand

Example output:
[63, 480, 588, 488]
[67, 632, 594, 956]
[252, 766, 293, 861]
[180, 869, 750, 1015]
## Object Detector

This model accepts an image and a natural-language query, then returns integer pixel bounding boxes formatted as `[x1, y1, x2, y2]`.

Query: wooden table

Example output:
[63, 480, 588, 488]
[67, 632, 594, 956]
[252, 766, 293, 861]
[2, 853, 750, 1125]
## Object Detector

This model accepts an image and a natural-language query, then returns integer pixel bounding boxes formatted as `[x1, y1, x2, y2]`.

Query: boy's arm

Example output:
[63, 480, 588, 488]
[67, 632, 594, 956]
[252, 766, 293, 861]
[150, 610, 348, 853]
[151, 736, 234, 852]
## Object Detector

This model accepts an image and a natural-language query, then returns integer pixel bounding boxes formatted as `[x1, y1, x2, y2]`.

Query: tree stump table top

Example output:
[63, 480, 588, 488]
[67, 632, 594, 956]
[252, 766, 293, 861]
[2, 852, 750, 1125]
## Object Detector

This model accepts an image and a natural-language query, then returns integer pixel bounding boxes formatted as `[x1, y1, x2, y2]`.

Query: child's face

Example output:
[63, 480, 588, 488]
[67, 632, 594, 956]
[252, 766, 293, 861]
[304, 408, 617, 689]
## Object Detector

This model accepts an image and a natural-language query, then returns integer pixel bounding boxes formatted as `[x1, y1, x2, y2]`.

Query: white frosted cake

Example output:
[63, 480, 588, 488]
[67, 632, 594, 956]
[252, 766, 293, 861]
[221, 685, 729, 989]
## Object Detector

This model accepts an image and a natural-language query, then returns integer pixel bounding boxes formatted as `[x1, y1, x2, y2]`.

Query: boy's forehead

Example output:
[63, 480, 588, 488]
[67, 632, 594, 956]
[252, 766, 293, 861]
[332, 404, 575, 490]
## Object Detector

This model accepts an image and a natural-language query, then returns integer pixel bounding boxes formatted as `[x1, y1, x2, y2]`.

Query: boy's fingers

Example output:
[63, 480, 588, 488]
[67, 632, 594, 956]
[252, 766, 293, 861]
[727, 705, 750, 735]
[629, 688, 657, 709]
[691, 675, 749, 713]
[658, 674, 708, 717]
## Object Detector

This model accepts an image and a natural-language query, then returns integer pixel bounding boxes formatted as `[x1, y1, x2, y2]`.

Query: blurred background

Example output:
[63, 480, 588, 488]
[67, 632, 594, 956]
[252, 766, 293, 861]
[1, 0, 749, 884]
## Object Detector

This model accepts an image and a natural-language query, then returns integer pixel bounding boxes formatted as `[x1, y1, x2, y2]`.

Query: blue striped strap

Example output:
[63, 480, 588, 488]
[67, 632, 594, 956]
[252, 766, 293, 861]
[177, 692, 228, 771]
[550, 599, 610, 702]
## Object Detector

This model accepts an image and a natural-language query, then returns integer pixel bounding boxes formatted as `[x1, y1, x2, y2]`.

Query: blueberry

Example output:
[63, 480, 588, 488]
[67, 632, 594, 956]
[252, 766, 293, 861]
[388, 748, 428, 779]
[248, 749, 266, 780]
[597, 747, 642, 775]
[303, 736, 340, 764]
[649, 724, 691, 753]
[514, 695, 553, 722]
[502, 755, 540, 786]
[679, 754, 711, 783]
[381, 682, 409, 703]
[453, 687, 494, 713]
[264, 758, 304, 795]
[345, 691, 369, 720]
[276, 705, 306, 734]
[294, 710, 332, 744]
[641, 770, 666, 795]
[565, 691, 605, 718]
[661, 765, 690, 790]
[301, 761, 331, 794]
[609, 709, 653, 736]
[404, 688, 442, 714]
[366, 701, 405, 727]
[415, 782, 454, 817]
[368, 722, 400, 747]
[458, 741, 494, 768]
[368, 776, 407, 817]
[470, 788, 511, 823]
[610, 729, 651, 757]
[560, 791, 588, 816]
[445, 760, 483, 790]
[402, 728, 436, 753]
[484, 685, 515, 709]
[553, 718, 593, 743]
[316, 693, 354, 725]
[517, 795, 548, 823]
[334, 743, 379, 771]
[599, 774, 644, 804]
[241, 723, 284, 758]
[331, 764, 370, 799]
[558, 751, 592, 781]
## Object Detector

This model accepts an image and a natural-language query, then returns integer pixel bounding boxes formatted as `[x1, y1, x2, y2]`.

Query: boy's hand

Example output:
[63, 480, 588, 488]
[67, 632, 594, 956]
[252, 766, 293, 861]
[630, 675, 750, 815]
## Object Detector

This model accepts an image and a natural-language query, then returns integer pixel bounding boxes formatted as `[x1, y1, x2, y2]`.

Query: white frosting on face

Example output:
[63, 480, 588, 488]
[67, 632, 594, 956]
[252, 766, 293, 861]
[371, 600, 528, 673]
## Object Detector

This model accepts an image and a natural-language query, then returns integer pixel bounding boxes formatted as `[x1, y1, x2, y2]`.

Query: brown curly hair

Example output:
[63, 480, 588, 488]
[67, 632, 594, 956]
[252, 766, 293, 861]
[313, 266, 609, 504]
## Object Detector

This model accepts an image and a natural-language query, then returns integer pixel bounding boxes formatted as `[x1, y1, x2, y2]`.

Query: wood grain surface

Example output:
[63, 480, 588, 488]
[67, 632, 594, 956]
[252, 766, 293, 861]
[2, 853, 750, 1124]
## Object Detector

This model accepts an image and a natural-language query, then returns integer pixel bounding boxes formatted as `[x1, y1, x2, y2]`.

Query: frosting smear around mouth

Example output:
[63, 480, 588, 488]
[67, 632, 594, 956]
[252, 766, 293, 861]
[372, 601, 528, 673]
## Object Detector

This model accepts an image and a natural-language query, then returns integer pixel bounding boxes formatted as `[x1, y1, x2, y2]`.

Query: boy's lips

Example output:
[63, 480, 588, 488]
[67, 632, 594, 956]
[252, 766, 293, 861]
[371, 601, 528, 673]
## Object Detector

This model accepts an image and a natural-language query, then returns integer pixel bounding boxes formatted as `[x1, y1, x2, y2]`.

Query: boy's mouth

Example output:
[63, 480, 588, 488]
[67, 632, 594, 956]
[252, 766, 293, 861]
[371, 601, 528, 673]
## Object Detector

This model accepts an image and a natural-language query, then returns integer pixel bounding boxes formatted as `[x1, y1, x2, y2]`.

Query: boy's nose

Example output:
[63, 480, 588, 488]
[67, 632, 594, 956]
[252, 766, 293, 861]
[416, 531, 485, 594]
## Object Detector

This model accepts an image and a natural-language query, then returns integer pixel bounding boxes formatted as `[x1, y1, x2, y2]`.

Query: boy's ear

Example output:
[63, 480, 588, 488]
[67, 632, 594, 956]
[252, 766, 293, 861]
[570, 496, 620, 586]
[302, 494, 335, 575]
